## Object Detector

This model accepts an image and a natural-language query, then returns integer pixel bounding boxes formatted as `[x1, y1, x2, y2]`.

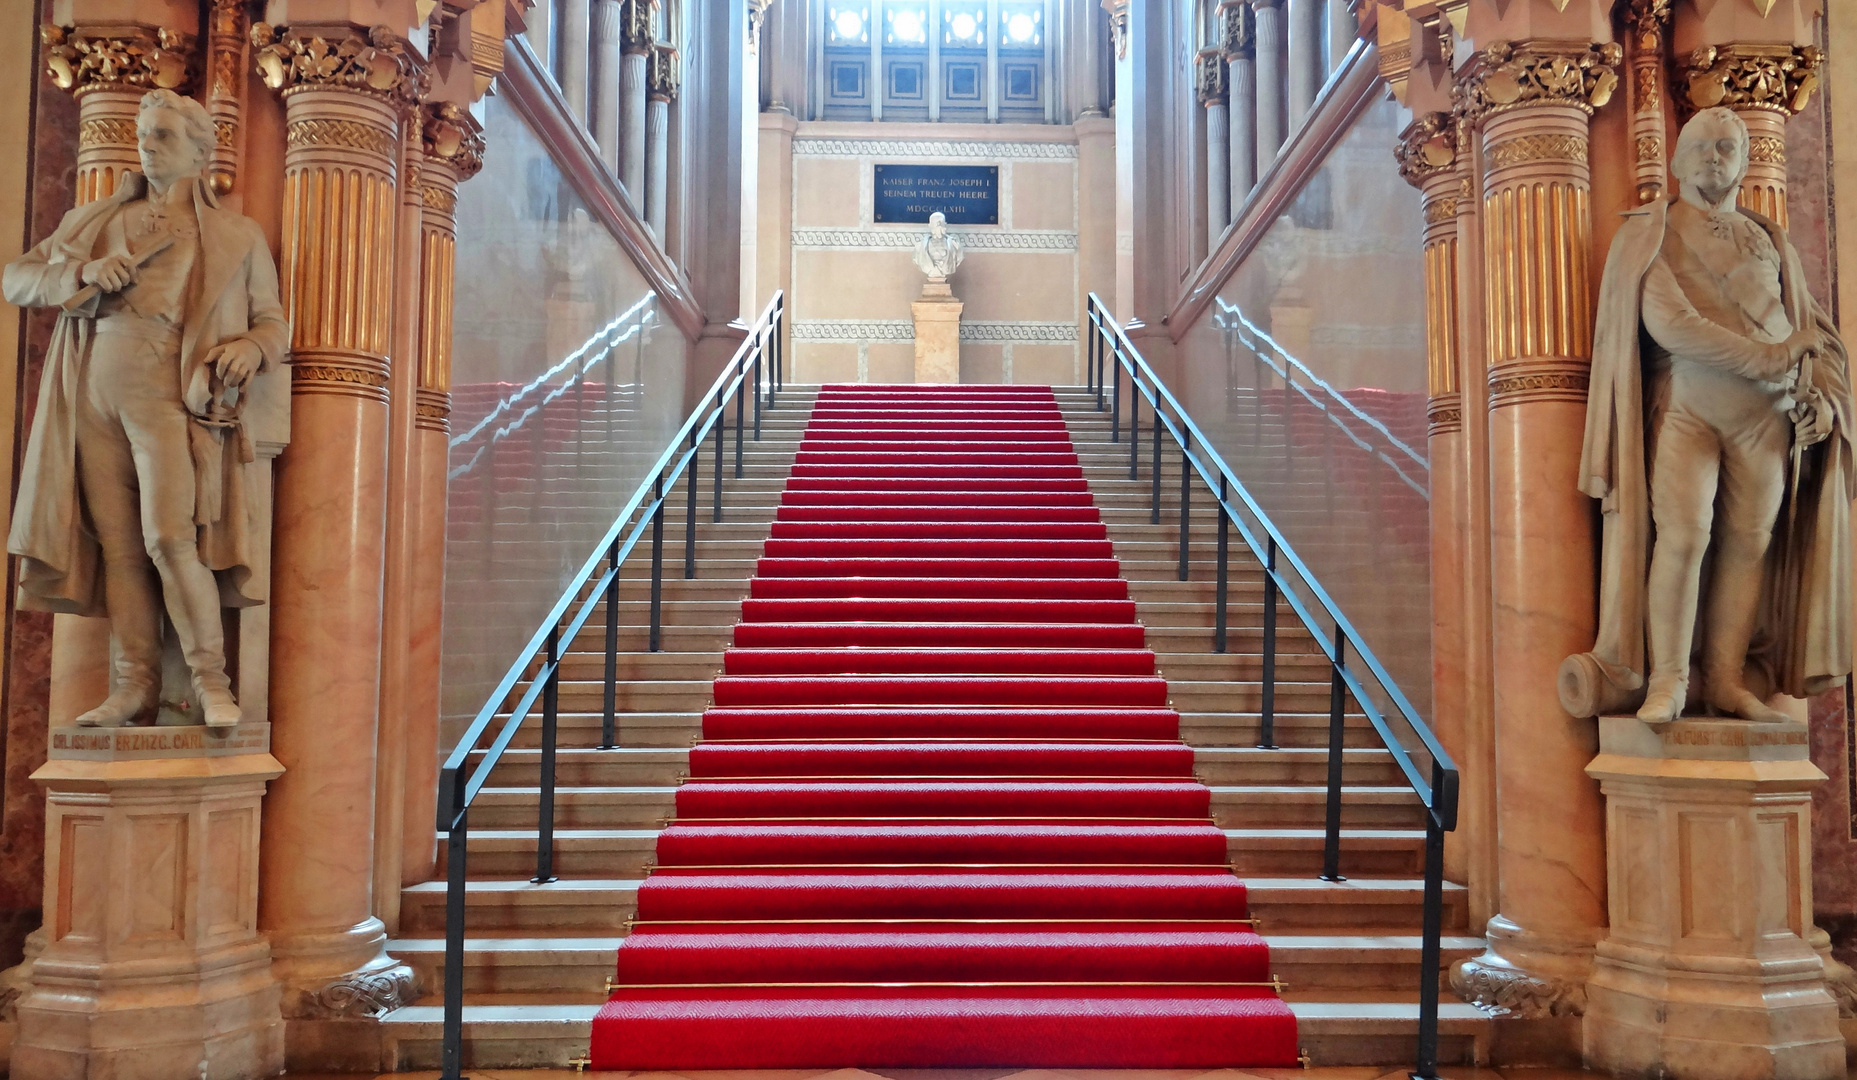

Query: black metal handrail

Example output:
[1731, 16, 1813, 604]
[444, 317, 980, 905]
[434, 292, 786, 1080]
[1085, 293, 1457, 1079]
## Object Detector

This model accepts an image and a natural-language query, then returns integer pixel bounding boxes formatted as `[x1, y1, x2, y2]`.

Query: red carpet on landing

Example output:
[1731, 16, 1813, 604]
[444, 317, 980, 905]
[590, 384, 1299, 1068]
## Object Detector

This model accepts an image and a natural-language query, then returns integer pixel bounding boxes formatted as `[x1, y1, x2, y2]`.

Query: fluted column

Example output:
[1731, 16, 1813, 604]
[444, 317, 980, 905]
[559, 0, 591, 121]
[251, 24, 418, 1020]
[645, 43, 677, 239]
[592, 0, 623, 169]
[1198, 47, 1229, 249]
[1625, 0, 1671, 204]
[1221, 1, 1256, 210]
[401, 105, 482, 885]
[1251, 0, 1286, 174]
[619, 0, 652, 205]
[1285, 0, 1322, 128]
[1398, 112, 1469, 883]
[1325, 0, 1354, 72]
[1449, 38, 1620, 1019]
[1677, 42, 1822, 227]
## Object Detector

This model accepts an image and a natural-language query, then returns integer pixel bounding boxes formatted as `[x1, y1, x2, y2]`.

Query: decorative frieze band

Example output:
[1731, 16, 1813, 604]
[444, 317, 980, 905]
[794, 139, 1077, 160]
[793, 229, 1076, 252]
[1427, 396, 1463, 437]
[1485, 133, 1588, 169]
[792, 319, 1078, 344]
[286, 117, 400, 157]
[415, 389, 452, 433]
[1487, 360, 1590, 409]
[291, 362, 392, 402]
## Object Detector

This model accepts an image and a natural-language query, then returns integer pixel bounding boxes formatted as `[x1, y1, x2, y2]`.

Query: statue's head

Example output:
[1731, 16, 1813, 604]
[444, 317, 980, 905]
[928, 211, 947, 238]
[1671, 107, 1749, 209]
[136, 90, 215, 190]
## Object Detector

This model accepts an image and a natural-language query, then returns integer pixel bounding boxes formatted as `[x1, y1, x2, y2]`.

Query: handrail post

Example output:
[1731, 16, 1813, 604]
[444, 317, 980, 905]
[1320, 628, 1347, 882]
[1176, 434, 1190, 576]
[684, 432, 698, 579]
[1129, 379, 1140, 480]
[1110, 344, 1120, 442]
[712, 388, 724, 522]
[1259, 538, 1278, 748]
[1150, 402, 1162, 523]
[601, 539, 619, 749]
[1214, 476, 1229, 653]
[1415, 764, 1447, 1080]
[753, 338, 763, 439]
[734, 364, 746, 478]
[649, 476, 666, 652]
[533, 626, 560, 884]
[440, 809, 468, 1080]
[772, 296, 784, 394]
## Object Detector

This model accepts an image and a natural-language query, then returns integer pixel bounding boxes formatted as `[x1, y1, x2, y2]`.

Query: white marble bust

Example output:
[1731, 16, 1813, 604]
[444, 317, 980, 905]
[912, 212, 964, 281]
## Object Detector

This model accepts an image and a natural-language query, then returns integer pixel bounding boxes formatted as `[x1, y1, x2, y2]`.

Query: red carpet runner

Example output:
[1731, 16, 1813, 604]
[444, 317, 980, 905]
[590, 384, 1298, 1068]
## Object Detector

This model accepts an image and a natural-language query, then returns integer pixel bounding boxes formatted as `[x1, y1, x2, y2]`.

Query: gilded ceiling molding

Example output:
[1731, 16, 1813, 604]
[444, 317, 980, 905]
[1195, 47, 1229, 105]
[43, 25, 195, 94]
[250, 24, 429, 110]
[1678, 42, 1822, 115]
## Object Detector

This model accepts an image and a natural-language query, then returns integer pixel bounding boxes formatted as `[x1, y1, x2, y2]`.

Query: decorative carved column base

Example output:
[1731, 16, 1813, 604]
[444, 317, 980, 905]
[13, 729, 285, 1080]
[1451, 915, 1592, 1019]
[1582, 717, 1844, 1080]
[912, 282, 962, 384]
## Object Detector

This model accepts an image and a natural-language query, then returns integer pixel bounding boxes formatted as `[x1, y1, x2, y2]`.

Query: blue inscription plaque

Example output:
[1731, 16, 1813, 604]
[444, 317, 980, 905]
[873, 164, 999, 225]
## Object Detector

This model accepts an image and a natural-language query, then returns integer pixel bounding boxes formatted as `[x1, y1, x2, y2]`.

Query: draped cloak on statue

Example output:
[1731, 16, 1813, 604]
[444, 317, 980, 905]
[1558, 198, 1854, 718]
[1, 172, 291, 616]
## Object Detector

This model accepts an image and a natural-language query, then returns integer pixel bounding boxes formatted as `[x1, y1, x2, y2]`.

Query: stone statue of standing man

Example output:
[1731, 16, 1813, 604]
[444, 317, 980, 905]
[3, 89, 289, 729]
[1561, 106, 1852, 723]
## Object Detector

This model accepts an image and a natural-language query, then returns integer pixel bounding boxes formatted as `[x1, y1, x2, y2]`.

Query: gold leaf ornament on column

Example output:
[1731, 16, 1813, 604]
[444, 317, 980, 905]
[1681, 43, 1822, 114]
[250, 23, 428, 106]
[42, 25, 194, 93]
[1470, 39, 1623, 115]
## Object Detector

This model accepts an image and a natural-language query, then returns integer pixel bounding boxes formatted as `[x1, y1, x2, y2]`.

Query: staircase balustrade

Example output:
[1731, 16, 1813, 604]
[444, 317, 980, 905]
[1086, 292, 1458, 1080]
[434, 292, 785, 1080]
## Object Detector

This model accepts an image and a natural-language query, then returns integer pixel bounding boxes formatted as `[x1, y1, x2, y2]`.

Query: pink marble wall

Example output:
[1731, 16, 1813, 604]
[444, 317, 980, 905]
[0, 23, 74, 966]
[1785, 88, 1833, 313]
[1807, 685, 1856, 961]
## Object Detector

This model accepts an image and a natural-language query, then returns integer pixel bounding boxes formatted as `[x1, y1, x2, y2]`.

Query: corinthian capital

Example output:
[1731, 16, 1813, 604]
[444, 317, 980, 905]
[1218, 0, 1253, 59]
[1395, 110, 1457, 186]
[250, 23, 428, 108]
[1194, 47, 1228, 105]
[623, 0, 659, 52]
[421, 101, 485, 177]
[43, 24, 195, 94]
[1461, 38, 1622, 120]
[648, 43, 681, 101]
[1678, 42, 1821, 115]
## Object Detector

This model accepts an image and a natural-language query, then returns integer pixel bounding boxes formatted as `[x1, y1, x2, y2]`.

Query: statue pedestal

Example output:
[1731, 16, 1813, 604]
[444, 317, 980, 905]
[1583, 716, 1844, 1080]
[12, 725, 284, 1080]
[912, 279, 962, 384]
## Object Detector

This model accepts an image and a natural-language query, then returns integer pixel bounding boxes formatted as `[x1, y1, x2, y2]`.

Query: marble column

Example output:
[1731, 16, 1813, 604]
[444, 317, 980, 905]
[1325, 0, 1353, 72]
[1107, 0, 1133, 321]
[252, 26, 416, 1033]
[620, 0, 652, 206]
[1398, 113, 1468, 882]
[645, 44, 676, 239]
[400, 106, 481, 886]
[592, 0, 623, 170]
[1221, 1, 1256, 212]
[1677, 42, 1822, 229]
[1198, 47, 1229, 250]
[1449, 38, 1620, 1020]
[1285, 0, 1322, 129]
[526, 0, 553, 69]
[559, 0, 592, 122]
[1251, 0, 1286, 175]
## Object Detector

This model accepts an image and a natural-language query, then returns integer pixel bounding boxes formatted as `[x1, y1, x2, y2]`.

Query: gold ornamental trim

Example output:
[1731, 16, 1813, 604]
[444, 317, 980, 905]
[1635, 134, 1662, 162]
[420, 102, 486, 178]
[251, 24, 428, 108]
[1218, 0, 1253, 60]
[621, 0, 658, 54]
[44, 25, 195, 95]
[1485, 133, 1588, 170]
[1746, 134, 1786, 165]
[421, 182, 458, 214]
[292, 363, 390, 391]
[647, 44, 681, 101]
[1396, 111, 1456, 186]
[1195, 47, 1228, 106]
[1461, 39, 1622, 121]
[1427, 397, 1463, 436]
[78, 117, 137, 148]
[1488, 364, 1590, 408]
[1423, 196, 1459, 225]
[287, 117, 400, 158]
[1680, 43, 1821, 116]
[415, 401, 451, 420]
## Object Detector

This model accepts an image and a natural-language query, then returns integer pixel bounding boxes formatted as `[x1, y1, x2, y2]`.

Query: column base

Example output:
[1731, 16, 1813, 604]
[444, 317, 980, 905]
[1451, 914, 1594, 1018]
[1582, 716, 1844, 1080]
[14, 730, 286, 1080]
[912, 283, 962, 384]
[271, 922, 415, 1072]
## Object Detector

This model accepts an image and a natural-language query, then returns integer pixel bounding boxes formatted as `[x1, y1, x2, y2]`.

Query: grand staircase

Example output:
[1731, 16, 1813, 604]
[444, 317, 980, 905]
[381, 383, 1489, 1070]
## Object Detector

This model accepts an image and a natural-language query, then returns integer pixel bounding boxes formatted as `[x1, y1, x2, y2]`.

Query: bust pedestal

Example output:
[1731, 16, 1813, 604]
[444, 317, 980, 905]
[912, 279, 962, 384]
[12, 724, 285, 1080]
[1582, 716, 1844, 1080]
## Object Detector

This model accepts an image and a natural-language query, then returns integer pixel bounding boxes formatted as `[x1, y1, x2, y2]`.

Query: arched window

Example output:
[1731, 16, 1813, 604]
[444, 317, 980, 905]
[815, 0, 1054, 122]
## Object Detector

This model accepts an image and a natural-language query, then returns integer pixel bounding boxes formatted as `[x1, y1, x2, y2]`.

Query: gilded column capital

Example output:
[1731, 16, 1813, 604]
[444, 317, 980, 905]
[1678, 42, 1821, 116]
[1460, 39, 1621, 122]
[43, 24, 195, 95]
[1102, 0, 1128, 60]
[1396, 111, 1457, 187]
[622, 0, 659, 53]
[1626, 0, 1671, 49]
[250, 23, 429, 110]
[1195, 47, 1228, 106]
[420, 101, 485, 179]
[647, 43, 681, 102]
[1218, 0, 1254, 60]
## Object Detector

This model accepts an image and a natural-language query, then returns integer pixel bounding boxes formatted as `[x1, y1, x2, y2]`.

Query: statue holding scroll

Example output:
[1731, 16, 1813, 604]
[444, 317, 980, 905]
[2, 89, 289, 729]
[1560, 107, 1852, 723]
